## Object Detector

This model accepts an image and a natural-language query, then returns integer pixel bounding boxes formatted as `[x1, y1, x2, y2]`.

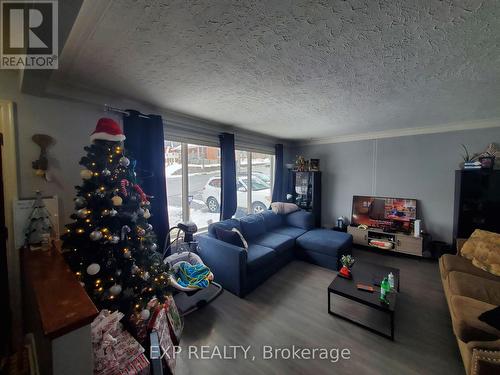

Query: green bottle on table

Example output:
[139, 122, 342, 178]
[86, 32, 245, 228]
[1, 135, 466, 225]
[380, 277, 390, 302]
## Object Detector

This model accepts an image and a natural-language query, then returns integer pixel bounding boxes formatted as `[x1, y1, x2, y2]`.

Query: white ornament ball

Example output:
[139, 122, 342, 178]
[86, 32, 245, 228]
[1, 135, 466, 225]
[109, 284, 122, 296]
[150, 243, 158, 251]
[143, 209, 151, 219]
[142, 272, 150, 281]
[140, 309, 150, 320]
[123, 249, 132, 259]
[112, 196, 123, 206]
[80, 169, 93, 180]
[110, 235, 120, 244]
[86, 263, 100, 275]
[90, 230, 103, 241]
[109, 209, 118, 217]
[102, 168, 111, 176]
[119, 157, 130, 167]
[77, 209, 88, 218]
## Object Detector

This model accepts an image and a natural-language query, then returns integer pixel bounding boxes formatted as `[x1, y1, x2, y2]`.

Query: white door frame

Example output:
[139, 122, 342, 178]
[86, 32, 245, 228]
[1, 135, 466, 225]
[0, 100, 21, 346]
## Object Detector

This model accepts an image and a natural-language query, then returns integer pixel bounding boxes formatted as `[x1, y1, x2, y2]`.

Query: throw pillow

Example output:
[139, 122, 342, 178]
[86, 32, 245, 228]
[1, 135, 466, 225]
[271, 202, 300, 215]
[215, 227, 247, 249]
[478, 306, 500, 331]
[461, 229, 500, 276]
[231, 228, 248, 250]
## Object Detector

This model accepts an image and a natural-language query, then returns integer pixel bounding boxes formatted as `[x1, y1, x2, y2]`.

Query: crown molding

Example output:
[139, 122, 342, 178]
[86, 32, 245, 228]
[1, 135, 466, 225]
[297, 118, 500, 146]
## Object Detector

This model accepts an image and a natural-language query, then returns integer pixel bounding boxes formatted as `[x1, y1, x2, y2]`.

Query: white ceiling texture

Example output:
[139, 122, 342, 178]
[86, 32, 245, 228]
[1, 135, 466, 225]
[58, 0, 500, 140]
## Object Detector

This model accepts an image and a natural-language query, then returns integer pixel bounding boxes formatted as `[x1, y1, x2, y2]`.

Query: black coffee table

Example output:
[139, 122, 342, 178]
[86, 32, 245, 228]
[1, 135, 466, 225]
[328, 261, 400, 340]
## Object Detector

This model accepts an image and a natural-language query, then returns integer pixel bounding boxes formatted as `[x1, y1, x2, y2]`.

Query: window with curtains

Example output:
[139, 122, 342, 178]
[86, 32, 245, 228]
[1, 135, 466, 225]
[234, 150, 275, 217]
[165, 141, 221, 229]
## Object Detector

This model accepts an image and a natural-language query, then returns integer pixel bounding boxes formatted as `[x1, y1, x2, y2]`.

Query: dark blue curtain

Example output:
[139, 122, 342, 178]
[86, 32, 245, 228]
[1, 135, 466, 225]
[219, 133, 237, 220]
[123, 110, 169, 251]
[272, 144, 284, 202]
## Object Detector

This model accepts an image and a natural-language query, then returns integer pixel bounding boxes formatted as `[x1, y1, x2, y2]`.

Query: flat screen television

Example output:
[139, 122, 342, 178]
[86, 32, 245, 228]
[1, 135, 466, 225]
[351, 195, 417, 232]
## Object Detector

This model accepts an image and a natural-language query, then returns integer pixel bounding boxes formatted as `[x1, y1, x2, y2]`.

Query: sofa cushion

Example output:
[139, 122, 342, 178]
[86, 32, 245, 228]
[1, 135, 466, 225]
[246, 244, 276, 273]
[270, 226, 307, 239]
[252, 233, 295, 254]
[285, 210, 314, 230]
[439, 254, 500, 282]
[297, 229, 352, 256]
[208, 218, 241, 237]
[260, 210, 283, 230]
[449, 295, 500, 343]
[448, 271, 500, 306]
[240, 214, 267, 240]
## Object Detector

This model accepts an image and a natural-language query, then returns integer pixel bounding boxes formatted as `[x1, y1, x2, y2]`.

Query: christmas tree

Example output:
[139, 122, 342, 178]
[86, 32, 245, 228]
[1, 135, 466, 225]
[62, 118, 169, 321]
[25, 190, 54, 250]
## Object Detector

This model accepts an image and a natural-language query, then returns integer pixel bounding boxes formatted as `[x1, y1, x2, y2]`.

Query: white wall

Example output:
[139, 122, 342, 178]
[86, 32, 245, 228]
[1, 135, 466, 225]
[0, 71, 121, 228]
[292, 128, 500, 243]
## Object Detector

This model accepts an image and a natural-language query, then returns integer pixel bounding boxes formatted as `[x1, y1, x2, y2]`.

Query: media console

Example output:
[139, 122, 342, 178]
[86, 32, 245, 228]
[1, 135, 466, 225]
[347, 226, 424, 257]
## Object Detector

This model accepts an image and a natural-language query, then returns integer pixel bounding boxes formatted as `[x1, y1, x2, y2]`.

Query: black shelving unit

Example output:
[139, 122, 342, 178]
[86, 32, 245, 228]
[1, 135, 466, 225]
[453, 169, 500, 239]
[287, 170, 321, 227]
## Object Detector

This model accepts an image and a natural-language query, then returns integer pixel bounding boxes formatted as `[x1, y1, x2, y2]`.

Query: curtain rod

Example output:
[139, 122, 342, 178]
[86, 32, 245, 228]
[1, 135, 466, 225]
[104, 104, 152, 119]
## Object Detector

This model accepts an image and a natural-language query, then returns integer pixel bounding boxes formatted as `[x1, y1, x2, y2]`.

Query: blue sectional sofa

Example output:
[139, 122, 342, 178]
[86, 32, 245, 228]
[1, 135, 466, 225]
[197, 210, 352, 297]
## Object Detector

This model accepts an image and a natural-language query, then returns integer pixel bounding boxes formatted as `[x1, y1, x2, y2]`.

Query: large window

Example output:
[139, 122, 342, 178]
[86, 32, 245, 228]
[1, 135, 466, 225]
[166, 141, 274, 227]
[234, 150, 274, 218]
[165, 141, 221, 230]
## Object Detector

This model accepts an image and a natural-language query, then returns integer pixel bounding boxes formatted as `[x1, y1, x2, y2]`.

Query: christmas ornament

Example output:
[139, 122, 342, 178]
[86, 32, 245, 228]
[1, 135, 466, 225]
[80, 169, 93, 180]
[109, 209, 118, 217]
[120, 179, 130, 196]
[102, 168, 111, 176]
[131, 265, 140, 274]
[143, 209, 151, 219]
[121, 225, 131, 240]
[146, 224, 153, 231]
[112, 196, 123, 206]
[137, 208, 145, 216]
[119, 156, 130, 167]
[137, 228, 146, 236]
[142, 272, 150, 281]
[150, 243, 158, 252]
[77, 209, 88, 218]
[109, 284, 122, 296]
[110, 235, 120, 244]
[86, 263, 100, 275]
[140, 309, 150, 320]
[90, 118, 126, 142]
[74, 197, 87, 208]
[90, 230, 103, 241]
[123, 249, 132, 259]
[102, 209, 110, 216]
[133, 184, 149, 203]
[115, 269, 122, 276]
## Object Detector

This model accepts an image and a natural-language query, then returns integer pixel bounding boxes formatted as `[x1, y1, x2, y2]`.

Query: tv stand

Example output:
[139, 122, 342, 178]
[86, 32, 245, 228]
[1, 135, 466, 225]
[347, 226, 424, 257]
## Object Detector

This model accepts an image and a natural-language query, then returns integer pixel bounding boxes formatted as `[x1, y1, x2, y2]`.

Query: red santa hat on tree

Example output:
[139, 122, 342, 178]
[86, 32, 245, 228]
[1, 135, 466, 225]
[90, 118, 126, 142]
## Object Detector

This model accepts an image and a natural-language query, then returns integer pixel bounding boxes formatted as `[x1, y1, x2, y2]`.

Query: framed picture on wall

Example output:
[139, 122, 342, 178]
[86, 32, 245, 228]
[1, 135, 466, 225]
[310, 159, 320, 171]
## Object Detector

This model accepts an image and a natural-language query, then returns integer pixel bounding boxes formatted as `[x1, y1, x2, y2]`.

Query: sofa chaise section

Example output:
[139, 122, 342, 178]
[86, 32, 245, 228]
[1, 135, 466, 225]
[197, 209, 353, 297]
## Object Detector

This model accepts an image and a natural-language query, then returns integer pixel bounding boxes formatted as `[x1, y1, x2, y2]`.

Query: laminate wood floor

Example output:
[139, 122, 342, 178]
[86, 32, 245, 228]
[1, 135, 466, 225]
[176, 248, 463, 375]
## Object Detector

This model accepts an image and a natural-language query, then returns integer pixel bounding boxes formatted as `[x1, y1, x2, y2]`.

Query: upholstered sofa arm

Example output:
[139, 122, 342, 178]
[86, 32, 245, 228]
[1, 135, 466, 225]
[468, 340, 500, 375]
[197, 234, 247, 296]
